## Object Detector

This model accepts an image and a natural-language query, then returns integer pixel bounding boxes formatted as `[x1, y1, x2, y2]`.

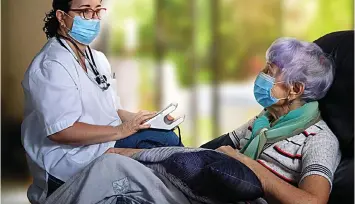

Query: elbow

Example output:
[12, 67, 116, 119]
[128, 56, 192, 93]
[48, 130, 79, 146]
[48, 122, 83, 145]
[48, 132, 69, 144]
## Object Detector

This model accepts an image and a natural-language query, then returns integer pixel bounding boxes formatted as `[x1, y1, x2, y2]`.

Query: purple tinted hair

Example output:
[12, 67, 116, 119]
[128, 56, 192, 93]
[266, 37, 334, 101]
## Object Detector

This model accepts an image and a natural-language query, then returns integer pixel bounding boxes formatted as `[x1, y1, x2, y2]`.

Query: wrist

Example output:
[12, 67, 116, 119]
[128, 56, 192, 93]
[231, 151, 248, 163]
[244, 159, 269, 193]
[115, 124, 129, 140]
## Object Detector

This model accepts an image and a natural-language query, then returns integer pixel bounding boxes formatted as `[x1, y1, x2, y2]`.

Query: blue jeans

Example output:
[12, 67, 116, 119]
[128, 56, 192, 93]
[114, 129, 184, 149]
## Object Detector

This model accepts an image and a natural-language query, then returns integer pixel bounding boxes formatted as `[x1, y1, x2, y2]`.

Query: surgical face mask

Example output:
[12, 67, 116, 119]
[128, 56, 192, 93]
[67, 15, 101, 45]
[253, 72, 287, 108]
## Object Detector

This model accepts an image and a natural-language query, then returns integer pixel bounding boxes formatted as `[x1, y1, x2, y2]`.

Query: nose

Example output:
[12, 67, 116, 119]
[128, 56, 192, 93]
[92, 13, 100, 20]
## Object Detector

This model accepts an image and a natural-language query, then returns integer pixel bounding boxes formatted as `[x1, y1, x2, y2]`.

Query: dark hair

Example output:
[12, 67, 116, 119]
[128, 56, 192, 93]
[43, 0, 73, 39]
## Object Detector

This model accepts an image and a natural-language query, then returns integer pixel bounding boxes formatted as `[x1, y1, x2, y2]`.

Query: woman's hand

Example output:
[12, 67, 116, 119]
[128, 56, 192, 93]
[117, 111, 156, 139]
[105, 148, 144, 157]
[216, 145, 248, 162]
[216, 145, 238, 157]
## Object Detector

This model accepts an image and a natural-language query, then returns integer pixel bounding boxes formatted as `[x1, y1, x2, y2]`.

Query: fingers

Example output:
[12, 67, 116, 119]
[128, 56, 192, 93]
[105, 148, 144, 157]
[104, 148, 123, 154]
[218, 145, 232, 149]
[135, 111, 154, 119]
[166, 115, 175, 121]
[104, 148, 115, 154]
[136, 112, 156, 124]
[216, 145, 233, 152]
[111, 148, 127, 154]
[105, 148, 128, 155]
[138, 124, 151, 130]
[136, 110, 155, 117]
[137, 110, 151, 115]
[141, 114, 156, 122]
[127, 110, 156, 132]
[216, 145, 225, 150]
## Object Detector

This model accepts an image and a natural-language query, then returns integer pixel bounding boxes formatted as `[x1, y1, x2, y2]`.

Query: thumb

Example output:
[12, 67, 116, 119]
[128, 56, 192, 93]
[167, 115, 174, 121]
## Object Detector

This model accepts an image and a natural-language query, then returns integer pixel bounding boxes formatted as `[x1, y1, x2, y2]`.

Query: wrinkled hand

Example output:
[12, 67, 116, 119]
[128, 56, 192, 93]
[105, 148, 144, 157]
[216, 145, 248, 162]
[117, 110, 156, 139]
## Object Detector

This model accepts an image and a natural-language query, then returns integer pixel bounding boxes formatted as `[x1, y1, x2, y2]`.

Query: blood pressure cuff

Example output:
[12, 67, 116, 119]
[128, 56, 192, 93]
[132, 147, 263, 203]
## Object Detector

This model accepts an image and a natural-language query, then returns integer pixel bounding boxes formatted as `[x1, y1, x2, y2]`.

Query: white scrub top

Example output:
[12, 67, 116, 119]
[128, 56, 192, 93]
[21, 37, 122, 203]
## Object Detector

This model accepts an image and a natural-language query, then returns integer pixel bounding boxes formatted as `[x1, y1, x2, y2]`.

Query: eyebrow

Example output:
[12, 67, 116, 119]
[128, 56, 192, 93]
[79, 4, 102, 8]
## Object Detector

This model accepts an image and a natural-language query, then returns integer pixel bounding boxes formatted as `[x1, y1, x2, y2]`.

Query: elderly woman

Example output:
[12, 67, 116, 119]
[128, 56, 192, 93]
[106, 37, 340, 204]
[200, 37, 341, 204]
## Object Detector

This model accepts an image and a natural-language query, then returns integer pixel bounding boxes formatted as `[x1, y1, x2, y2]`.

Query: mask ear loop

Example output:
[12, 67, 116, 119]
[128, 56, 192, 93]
[270, 81, 289, 101]
[277, 81, 299, 107]
[286, 90, 294, 106]
[58, 12, 73, 33]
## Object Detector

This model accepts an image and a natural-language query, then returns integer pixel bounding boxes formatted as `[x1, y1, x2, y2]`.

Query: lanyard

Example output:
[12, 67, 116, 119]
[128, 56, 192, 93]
[55, 35, 110, 91]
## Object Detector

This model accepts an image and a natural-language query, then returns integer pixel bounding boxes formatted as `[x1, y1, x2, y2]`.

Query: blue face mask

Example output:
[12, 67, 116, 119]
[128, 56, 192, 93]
[68, 16, 100, 45]
[253, 72, 287, 108]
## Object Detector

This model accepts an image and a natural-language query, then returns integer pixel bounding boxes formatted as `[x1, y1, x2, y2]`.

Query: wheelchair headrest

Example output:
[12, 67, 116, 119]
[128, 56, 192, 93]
[314, 31, 354, 158]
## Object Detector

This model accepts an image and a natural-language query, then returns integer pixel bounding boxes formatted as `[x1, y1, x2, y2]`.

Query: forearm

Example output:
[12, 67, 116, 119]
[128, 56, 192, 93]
[49, 122, 126, 146]
[117, 109, 136, 122]
[240, 158, 320, 204]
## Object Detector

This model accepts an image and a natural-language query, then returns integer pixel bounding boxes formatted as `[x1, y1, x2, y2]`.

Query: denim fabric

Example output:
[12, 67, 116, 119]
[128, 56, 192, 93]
[114, 129, 183, 149]
[133, 147, 264, 203]
[162, 150, 263, 202]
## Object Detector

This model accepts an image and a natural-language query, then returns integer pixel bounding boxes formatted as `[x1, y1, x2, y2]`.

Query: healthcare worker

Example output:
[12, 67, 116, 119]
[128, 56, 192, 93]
[21, 0, 181, 203]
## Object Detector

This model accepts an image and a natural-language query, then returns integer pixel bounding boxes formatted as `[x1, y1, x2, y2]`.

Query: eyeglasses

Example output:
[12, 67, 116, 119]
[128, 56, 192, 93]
[69, 8, 107, 20]
[262, 62, 277, 77]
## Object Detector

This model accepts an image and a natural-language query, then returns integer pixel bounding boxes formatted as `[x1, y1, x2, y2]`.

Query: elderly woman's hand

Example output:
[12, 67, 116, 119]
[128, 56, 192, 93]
[216, 146, 249, 163]
[105, 148, 144, 157]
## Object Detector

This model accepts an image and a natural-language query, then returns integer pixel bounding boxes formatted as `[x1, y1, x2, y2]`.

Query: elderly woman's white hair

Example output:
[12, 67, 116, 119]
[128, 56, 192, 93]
[266, 37, 334, 102]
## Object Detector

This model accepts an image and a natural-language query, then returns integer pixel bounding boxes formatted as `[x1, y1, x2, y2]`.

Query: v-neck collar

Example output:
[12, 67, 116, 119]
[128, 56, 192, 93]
[57, 38, 96, 75]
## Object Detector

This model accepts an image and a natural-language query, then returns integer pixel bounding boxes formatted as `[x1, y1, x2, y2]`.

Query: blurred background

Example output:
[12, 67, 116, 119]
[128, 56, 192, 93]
[1, 0, 353, 203]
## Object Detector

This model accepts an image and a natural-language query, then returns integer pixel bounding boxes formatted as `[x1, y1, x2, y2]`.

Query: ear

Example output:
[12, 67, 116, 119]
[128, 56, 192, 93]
[56, 10, 66, 26]
[289, 82, 304, 100]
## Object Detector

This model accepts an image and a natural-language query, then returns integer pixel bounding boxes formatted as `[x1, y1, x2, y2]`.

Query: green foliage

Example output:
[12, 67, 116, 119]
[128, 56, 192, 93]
[217, 0, 281, 81]
[109, 0, 353, 86]
[108, 0, 155, 56]
[305, 0, 353, 41]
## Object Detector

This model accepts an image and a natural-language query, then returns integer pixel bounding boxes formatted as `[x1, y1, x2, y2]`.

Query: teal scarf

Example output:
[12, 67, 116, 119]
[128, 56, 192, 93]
[240, 101, 321, 159]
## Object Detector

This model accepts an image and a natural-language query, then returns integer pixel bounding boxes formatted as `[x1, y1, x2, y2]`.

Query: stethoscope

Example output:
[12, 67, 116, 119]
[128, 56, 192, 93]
[56, 34, 110, 91]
